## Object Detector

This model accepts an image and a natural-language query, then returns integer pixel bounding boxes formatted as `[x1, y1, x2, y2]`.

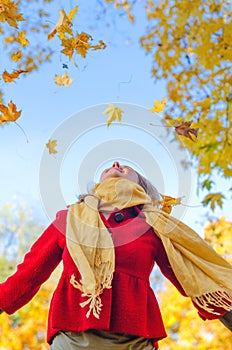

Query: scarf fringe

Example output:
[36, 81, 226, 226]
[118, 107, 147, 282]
[192, 289, 232, 315]
[70, 272, 113, 318]
[80, 295, 103, 319]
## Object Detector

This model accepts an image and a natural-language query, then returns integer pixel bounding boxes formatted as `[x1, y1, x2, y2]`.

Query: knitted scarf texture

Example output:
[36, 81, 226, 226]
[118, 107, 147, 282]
[66, 177, 232, 319]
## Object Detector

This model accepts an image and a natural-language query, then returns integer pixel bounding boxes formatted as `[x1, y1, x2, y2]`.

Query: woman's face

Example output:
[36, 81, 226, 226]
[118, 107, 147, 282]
[100, 162, 139, 183]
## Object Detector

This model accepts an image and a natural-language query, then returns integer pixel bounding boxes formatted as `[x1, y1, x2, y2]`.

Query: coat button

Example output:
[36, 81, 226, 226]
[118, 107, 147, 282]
[114, 212, 124, 223]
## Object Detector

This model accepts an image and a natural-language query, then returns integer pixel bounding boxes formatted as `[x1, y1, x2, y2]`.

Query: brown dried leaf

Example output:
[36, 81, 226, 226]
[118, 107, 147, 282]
[174, 121, 199, 141]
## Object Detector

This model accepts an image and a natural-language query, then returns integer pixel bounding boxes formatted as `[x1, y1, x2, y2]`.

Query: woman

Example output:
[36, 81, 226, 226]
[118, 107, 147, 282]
[0, 161, 232, 349]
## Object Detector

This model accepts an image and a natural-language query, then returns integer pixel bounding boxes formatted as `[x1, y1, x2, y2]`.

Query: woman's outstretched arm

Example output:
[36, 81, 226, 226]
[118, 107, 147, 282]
[0, 211, 66, 314]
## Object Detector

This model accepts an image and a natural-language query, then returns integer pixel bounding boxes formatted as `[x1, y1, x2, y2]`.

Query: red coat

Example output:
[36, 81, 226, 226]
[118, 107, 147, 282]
[0, 206, 226, 347]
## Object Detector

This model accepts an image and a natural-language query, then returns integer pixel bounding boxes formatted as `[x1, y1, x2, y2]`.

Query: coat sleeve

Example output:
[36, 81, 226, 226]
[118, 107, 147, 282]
[155, 235, 187, 296]
[0, 210, 67, 314]
[154, 234, 228, 320]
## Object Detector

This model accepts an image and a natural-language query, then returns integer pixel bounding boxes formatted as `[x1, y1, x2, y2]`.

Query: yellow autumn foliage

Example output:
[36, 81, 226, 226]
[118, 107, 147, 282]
[159, 279, 232, 350]
[157, 216, 232, 349]
[105, 0, 232, 210]
[0, 265, 62, 350]
[139, 0, 232, 209]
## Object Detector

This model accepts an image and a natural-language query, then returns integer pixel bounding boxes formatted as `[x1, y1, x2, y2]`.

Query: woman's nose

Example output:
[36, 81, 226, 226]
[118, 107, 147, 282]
[112, 161, 120, 168]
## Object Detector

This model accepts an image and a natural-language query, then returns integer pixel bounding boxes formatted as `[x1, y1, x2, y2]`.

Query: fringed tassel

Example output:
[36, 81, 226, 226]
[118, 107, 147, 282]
[70, 274, 82, 291]
[192, 289, 232, 315]
[70, 273, 113, 319]
[80, 294, 103, 319]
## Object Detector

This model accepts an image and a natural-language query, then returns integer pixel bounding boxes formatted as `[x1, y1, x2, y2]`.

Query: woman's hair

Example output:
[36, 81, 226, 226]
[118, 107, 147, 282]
[135, 171, 161, 202]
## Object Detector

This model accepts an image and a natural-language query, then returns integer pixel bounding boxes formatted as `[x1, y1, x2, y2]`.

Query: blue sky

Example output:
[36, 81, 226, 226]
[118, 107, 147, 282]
[1, 0, 231, 234]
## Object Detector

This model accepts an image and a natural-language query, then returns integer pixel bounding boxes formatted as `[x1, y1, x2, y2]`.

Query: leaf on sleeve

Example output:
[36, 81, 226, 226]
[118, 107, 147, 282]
[46, 139, 58, 154]
[150, 97, 167, 113]
[159, 194, 182, 214]
[54, 71, 73, 86]
[103, 103, 124, 127]
[0, 101, 22, 124]
[174, 121, 199, 141]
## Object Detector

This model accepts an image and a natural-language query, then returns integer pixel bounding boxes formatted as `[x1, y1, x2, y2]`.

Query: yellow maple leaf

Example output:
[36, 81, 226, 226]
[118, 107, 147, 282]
[0, 100, 22, 124]
[75, 32, 92, 58]
[46, 139, 58, 154]
[150, 97, 167, 113]
[11, 50, 22, 62]
[18, 31, 29, 47]
[2, 69, 28, 83]
[48, 9, 73, 41]
[0, 1, 24, 28]
[103, 103, 124, 127]
[202, 192, 225, 211]
[54, 71, 73, 86]
[60, 32, 106, 60]
[60, 37, 75, 59]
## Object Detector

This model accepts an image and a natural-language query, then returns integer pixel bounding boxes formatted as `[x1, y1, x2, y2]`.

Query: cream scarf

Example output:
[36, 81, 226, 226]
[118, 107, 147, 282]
[66, 177, 232, 319]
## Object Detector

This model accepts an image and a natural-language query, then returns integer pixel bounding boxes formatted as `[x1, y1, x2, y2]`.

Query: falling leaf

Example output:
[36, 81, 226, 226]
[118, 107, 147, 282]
[150, 97, 167, 113]
[48, 7, 105, 62]
[17, 31, 29, 47]
[60, 32, 106, 60]
[4, 31, 29, 46]
[48, 9, 73, 41]
[202, 192, 225, 211]
[11, 50, 22, 62]
[0, 1, 24, 28]
[174, 121, 199, 141]
[0, 100, 22, 124]
[2, 69, 28, 83]
[74, 32, 92, 58]
[103, 103, 124, 127]
[54, 71, 73, 86]
[46, 139, 57, 154]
